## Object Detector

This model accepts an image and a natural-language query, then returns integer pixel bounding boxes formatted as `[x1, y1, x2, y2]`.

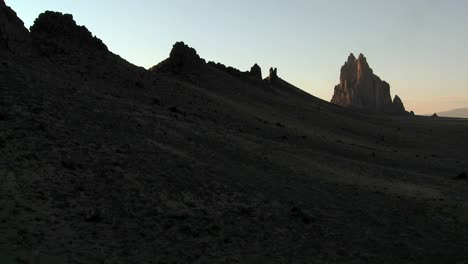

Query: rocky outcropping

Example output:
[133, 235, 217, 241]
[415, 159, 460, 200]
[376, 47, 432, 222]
[331, 53, 406, 114]
[0, 0, 29, 51]
[150, 42, 205, 74]
[30, 11, 107, 55]
[250, 64, 262, 79]
[266, 67, 278, 82]
[392, 95, 405, 113]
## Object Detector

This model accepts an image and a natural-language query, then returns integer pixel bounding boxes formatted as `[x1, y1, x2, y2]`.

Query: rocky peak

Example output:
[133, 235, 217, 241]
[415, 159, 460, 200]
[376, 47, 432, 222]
[357, 53, 367, 63]
[347, 53, 356, 63]
[392, 95, 406, 113]
[356, 53, 372, 82]
[331, 53, 406, 114]
[169, 41, 202, 70]
[249, 63, 262, 79]
[0, 0, 30, 51]
[30, 11, 107, 54]
[150, 42, 205, 74]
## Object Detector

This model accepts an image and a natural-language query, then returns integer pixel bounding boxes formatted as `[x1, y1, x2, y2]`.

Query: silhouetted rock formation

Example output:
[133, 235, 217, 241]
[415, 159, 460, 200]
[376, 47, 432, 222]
[266, 67, 278, 82]
[30, 11, 107, 55]
[331, 53, 406, 114]
[152, 43, 265, 85]
[392, 95, 406, 113]
[208, 61, 246, 78]
[0, 0, 29, 51]
[250, 63, 262, 79]
[150, 41, 205, 74]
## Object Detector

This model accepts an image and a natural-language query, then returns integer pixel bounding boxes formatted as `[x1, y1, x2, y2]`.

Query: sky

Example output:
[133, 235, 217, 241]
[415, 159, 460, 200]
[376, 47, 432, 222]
[8, 0, 468, 114]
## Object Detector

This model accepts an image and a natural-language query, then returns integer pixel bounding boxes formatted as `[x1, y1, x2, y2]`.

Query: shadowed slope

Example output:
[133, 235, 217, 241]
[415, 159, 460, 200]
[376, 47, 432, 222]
[1, 2, 468, 263]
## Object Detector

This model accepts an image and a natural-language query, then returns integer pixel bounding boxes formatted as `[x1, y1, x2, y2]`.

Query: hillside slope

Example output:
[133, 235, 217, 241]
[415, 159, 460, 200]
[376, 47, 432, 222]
[1, 4, 468, 264]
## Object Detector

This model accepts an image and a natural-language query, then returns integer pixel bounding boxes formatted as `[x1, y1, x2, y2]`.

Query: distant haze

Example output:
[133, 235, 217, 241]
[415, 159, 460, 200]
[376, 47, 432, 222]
[437, 108, 468, 118]
[8, 0, 468, 114]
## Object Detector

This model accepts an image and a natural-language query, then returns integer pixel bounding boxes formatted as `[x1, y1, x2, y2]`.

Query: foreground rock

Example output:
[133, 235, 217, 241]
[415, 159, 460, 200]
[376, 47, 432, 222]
[331, 53, 406, 114]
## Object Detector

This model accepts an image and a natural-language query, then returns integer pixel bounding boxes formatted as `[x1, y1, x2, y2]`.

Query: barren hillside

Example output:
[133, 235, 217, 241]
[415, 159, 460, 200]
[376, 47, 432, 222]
[1, 3, 468, 264]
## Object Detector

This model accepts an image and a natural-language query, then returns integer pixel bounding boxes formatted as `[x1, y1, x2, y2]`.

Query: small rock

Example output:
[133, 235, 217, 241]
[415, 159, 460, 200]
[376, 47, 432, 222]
[290, 206, 314, 224]
[85, 208, 102, 223]
[454, 172, 467, 180]
[61, 157, 76, 170]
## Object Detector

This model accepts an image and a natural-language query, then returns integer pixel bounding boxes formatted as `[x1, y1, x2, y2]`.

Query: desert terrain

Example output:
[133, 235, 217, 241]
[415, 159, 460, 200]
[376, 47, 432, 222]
[1, 3, 468, 263]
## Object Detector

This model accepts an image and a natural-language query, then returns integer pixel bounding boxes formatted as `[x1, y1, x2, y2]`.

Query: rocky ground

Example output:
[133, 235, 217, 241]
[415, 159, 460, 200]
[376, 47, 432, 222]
[1, 2, 468, 264]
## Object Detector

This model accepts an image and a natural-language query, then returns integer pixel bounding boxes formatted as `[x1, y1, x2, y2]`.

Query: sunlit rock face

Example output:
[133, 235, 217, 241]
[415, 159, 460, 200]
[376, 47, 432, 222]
[331, 53, 406, 114]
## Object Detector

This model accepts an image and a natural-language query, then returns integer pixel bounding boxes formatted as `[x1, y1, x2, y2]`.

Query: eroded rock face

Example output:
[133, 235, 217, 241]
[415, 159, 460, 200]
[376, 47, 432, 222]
[30, 11, 107, 55]
[250, 63, 262, 79]
[0, 0, 29, 51]
[331, 53, 406, 114]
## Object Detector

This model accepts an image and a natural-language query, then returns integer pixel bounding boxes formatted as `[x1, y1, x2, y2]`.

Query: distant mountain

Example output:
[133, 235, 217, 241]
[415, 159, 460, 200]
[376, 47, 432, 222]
[438, 108, 468, 118]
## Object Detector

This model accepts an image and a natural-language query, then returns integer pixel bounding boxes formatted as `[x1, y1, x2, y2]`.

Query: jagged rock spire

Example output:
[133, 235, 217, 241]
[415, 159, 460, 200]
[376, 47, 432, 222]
[393, 95, 406, 112]
[268, 67, 278, 82]
[331, 53, 406, 114]
[250, 63, 262, 79]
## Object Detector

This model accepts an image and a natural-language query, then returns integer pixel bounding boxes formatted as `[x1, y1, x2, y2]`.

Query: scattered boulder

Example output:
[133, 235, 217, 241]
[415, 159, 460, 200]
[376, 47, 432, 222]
[250, 63, 262, 79]
[331, 53, 406, 114]
[30, 11, 107, 55]
[0, 0, 30, 52]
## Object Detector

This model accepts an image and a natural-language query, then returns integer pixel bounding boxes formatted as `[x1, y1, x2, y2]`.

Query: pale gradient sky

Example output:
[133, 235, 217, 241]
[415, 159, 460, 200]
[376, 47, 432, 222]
[8, 0, 468, 114]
